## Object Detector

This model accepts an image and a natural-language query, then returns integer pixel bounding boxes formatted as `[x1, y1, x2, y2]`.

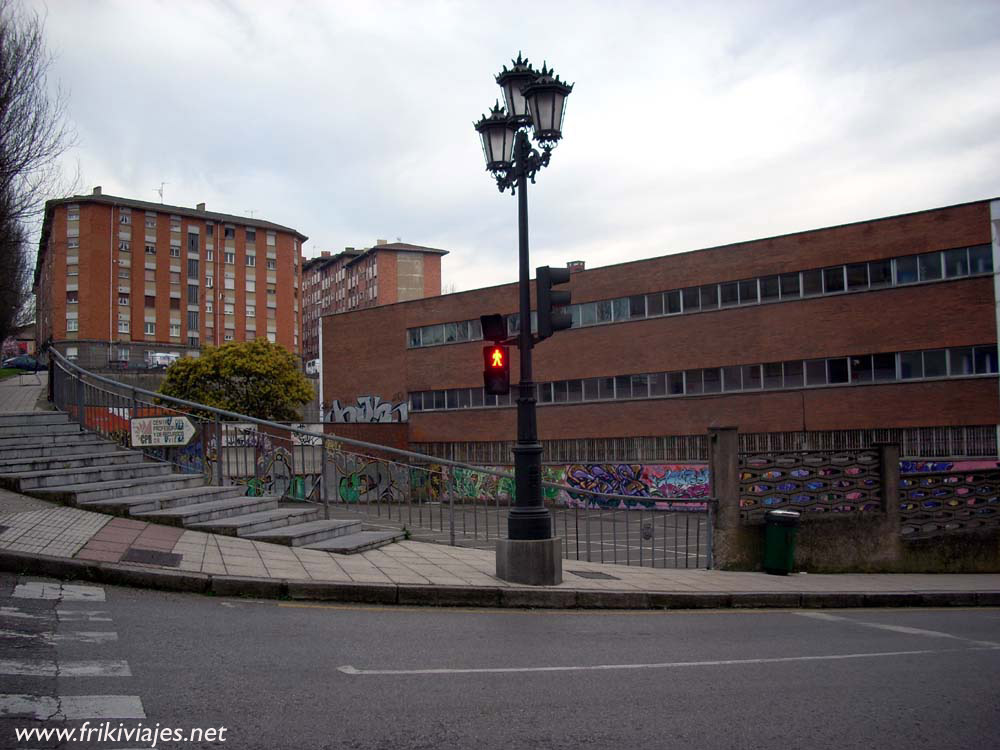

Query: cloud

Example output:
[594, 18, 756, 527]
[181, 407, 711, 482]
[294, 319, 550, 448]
[34, 0, 1000, 292]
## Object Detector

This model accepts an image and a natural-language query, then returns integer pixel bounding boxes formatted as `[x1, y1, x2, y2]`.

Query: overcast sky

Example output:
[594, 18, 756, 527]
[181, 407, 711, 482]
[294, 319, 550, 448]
[31, 0, 1000, 292]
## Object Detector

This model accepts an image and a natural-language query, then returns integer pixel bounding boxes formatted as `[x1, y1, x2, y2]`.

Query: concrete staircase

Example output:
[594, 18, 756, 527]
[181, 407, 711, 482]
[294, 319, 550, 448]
[0, 412, 403, 554]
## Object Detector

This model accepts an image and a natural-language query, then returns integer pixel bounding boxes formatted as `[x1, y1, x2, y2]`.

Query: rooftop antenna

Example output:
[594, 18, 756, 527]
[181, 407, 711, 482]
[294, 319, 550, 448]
[246, 209, 257, 218]
[154, 182, 168, 203]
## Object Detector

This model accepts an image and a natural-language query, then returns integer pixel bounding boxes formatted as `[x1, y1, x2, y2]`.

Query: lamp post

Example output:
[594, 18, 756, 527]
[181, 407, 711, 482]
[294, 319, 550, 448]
[474, 54, 573, 585]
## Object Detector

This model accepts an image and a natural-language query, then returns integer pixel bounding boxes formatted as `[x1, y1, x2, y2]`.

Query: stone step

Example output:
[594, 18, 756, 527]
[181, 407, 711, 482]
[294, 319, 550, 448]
[0, 436, 115, 460]
[0, 461, 173, 491]
[188, 507, 322, 536]
[0, 450, 143, 474]
[243, 519, 363, 547]
[0, 422, 83, 438]
[303, 530, 405, 554]
[0, 412, 71, 427]
[76, 485, 247, 516]
[31, 474, 205, 505]
[0, 423, 82, 442]
[132, 496, 281, 526]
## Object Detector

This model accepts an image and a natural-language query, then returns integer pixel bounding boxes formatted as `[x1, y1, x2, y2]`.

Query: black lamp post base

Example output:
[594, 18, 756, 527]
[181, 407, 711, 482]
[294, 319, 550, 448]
[507, 507, 554, 540]
[496, 537, 563, 586]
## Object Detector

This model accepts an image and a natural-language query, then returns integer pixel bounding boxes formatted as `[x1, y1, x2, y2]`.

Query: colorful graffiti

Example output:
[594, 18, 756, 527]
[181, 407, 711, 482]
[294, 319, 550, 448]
[326, 396, 408, 424]
[328, 452, 408, 504]
[562, 464, 709, 509]
[900, 460, 999, 475]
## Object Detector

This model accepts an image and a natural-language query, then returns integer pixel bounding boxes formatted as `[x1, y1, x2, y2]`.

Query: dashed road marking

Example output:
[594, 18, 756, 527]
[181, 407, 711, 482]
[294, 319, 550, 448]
[57, 608, 112, 622]
[338, 645, 1000, 676]
[12, 582, 105, 602]
[0, 628, 118, 644]
[794, 611, 1000, 647]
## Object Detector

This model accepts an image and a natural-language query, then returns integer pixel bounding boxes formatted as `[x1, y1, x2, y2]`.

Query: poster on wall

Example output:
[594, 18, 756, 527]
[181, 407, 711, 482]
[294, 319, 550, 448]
[130, 416, 195, 447]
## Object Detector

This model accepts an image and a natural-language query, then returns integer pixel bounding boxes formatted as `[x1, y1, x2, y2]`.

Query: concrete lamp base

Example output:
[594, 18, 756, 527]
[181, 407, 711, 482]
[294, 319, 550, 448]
[496, 537, 563, 586]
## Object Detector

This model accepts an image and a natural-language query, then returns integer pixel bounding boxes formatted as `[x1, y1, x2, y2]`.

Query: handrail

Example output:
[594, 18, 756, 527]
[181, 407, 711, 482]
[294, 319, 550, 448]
[47, 347, 709, 507]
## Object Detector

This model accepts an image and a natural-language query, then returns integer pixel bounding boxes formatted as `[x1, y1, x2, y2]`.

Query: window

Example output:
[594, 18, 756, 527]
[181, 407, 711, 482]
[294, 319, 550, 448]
[702, 368, 721, 393]
[187, 259, 199, 277]
[850, 355, 873, 383]
[665, 290, 682, 314]
[118, 293, 129, 306]
[205, 276, 214, 288]
[246, 279, 255, 292]
[918, 252, 942, 281]
[206, 249, 214, 262]
[188, 336, 199, 347]
[779, 273, 800, 298]
[145, 218, 156, 229]
[66, 291, 78, 304]
[66, 347, 78, 360]
[805, 359, 827, 385]
[719, 282, 738, 307]
[700, 284, 719, 309]
[170, 271, 181, 284]
[224, 303, 234, 316]
[827, 358, 849, 384]
[900, 351, 923, 379]
[168, 322, 180, 337]
[119, 240, 131, 252]
[246, 228, 256, 242]
[224, 329, 234, 341]
[681, 287, 700, 311]
[246, 254, 256, 267]
[118, 320, 130, 333]
[646, 293, 664, 317]
[266, 258, 277, 270]
[760, 276, 780, 301]
[145, 244, 156, 255]
[974, 345, 997, 374]
[246, 305, 255, 318]
[738, 279, 758, 304]
[224, 227, 235, 239]
[923, 349, 947, 378]
[846, 263, 868, 290]
[119, 213, 131, 225]
[895, 256, 918, 284]
[144, 322, 155, 335]
[869, 259, 892, 287]
[802, 269, 823, 295]
[944, 248, 969, 278]
[783, 360, 804, 388]
[170, 246, 180, 257]
[188, 284, 199, 304]
[763, 362, 783, 389]
[950, 347, 973, 376]
[118, 268, 130, 279]
[722, 366, 741, 391]
[205, 300, 213, 314]
[170, 298, 181, 310]
[187, 311, 199, 329]
[970, 245, 992, 274]
[66, 318, 78, 332]
[145, 295, 155, 308]
[224, 252, 235, 264]
[68, 237, 79, 249]
[873, 352, 896, 381]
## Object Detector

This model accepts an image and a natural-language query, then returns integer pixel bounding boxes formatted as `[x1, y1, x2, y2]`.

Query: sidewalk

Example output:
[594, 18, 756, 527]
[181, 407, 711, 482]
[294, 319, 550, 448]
[2, 489, 999, 609]
[1, 377, 998, 609]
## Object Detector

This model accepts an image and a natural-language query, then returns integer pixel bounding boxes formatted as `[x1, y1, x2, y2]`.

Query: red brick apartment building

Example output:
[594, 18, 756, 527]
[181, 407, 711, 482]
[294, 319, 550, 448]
[322, 198, 1000, 462]
[301, 241, 446, 363]
[35, 189, 307, 368]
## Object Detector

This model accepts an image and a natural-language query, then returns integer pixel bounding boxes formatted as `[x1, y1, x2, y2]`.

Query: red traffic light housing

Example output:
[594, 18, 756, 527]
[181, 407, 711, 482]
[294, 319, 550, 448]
[483, 345, 510, 395]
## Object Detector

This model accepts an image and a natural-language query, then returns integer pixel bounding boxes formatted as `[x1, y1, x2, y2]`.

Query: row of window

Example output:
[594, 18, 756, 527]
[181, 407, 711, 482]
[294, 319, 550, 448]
[406, 244, 994, 348]
[408, 346, 999, 412]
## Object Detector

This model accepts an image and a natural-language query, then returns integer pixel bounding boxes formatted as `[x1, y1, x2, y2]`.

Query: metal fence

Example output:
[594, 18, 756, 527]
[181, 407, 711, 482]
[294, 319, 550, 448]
[47, 348, 713, 569]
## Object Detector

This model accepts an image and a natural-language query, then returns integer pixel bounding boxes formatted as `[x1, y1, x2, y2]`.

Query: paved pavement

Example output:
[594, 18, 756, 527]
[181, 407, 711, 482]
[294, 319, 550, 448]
[2, 372, 999, 609]
[0, 371, 48, 413]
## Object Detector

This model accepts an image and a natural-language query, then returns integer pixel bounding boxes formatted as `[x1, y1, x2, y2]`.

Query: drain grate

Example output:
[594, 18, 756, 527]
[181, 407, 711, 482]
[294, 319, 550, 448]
[121, 548, 183, 568]
[567, 570, 620, 580]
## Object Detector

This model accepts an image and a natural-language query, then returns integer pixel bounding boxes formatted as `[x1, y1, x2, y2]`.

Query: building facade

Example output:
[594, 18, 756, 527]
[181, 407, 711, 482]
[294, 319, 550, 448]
[301, 241, 446, 363]
[321, 199, 1000, 462]
[35, 189, 306, 368]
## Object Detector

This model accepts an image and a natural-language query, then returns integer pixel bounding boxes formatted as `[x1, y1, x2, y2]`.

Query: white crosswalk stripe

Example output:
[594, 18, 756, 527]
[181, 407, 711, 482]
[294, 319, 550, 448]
[12, 582, 105, 601]
[0, 658, 132, 677]
[0, 693, 146, 719]
[0, 628, 118, 644]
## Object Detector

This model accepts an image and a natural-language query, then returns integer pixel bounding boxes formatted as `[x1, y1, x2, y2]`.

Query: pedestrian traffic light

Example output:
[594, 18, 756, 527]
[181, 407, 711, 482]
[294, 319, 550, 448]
[483, 344, 510, 395]
[536, 265, 572, 340]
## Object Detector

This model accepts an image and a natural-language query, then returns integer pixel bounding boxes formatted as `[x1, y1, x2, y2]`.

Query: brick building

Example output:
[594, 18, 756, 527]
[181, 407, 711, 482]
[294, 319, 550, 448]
[34, 189, 307, 368]
[301, 240, 446, 363]
[321, 198, 1000, 462]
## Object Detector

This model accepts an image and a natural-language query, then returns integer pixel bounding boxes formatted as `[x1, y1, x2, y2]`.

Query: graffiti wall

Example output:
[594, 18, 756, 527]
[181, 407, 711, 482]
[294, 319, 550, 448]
[326, 396, 408, 424]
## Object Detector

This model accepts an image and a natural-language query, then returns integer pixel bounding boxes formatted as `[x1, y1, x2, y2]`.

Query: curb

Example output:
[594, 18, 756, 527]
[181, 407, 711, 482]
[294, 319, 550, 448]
[1, 550, 998, 610]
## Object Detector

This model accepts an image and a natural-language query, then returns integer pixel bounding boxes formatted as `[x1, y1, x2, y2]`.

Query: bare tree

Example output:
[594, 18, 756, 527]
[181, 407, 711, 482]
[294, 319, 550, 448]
[0, 0, 75, 343]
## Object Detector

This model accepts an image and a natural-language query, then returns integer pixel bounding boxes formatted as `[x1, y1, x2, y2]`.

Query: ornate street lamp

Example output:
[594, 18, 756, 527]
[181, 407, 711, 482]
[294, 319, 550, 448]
[474, 54, 573, 586]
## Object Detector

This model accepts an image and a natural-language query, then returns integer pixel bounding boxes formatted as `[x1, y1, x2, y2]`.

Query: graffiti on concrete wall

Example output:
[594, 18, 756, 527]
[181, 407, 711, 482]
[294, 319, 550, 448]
[562, 464, 709, 509]
[326, 396, 408, 424]
[327, 451, 409, 504]
[900, 460, 999, 474]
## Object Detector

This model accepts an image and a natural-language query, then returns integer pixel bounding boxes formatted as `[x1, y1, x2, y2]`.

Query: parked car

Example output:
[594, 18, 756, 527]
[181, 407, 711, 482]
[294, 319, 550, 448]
[146, 352, 180, 370]
[2, 355, 46, 371]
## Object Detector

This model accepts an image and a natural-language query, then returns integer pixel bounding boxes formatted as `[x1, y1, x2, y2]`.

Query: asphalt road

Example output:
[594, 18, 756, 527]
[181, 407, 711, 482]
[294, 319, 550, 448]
[1, 572, 998, 750]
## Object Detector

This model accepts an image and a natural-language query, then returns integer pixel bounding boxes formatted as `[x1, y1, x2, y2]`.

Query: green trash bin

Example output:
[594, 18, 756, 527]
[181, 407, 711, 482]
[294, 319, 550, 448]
[763, 509, 800, 575]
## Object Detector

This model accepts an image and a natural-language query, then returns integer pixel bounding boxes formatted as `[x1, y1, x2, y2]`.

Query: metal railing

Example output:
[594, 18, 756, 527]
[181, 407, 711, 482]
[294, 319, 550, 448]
[47, 347, 713, 569]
